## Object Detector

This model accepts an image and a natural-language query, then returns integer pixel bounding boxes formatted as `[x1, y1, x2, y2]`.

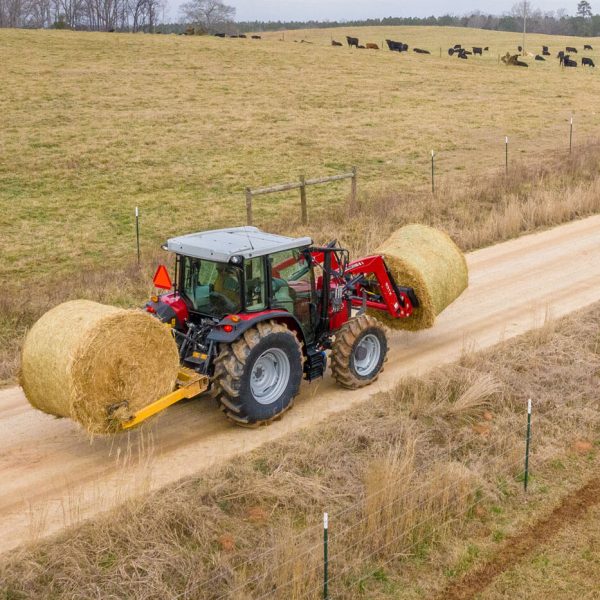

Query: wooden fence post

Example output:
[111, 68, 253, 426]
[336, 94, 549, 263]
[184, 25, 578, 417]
[299, 175, 308, 225]
[245, 187, 253, 225]
[351, 166, 357, 209]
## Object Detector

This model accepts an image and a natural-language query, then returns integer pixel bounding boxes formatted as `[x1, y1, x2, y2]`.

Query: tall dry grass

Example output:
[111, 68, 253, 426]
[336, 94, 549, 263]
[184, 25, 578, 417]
[276, 140, 600, 258]
[2, 303, 600, 599]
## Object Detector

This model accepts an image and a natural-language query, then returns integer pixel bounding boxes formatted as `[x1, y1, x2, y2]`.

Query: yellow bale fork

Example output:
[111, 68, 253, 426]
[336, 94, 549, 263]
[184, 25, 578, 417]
[110, 367, 208, 430]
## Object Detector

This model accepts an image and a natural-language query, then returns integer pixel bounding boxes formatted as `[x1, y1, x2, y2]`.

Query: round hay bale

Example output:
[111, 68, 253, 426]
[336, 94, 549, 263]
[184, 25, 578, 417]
[371, 224, 468, 331]
[20, 300, 180, 433]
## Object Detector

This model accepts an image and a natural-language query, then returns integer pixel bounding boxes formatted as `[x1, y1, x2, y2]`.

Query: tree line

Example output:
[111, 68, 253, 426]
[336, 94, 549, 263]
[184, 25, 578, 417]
[0, 0, 165, 30]
[3, 0, 600, 39]
[233, 8, 600, 38]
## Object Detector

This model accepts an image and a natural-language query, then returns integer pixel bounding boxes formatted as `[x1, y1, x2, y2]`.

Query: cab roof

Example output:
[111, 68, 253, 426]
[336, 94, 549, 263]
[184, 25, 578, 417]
[166, 227, 313, 262]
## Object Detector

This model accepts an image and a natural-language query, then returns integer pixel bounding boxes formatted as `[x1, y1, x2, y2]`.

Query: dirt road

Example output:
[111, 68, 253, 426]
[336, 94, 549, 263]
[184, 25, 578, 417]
[2, 216, 600, 554]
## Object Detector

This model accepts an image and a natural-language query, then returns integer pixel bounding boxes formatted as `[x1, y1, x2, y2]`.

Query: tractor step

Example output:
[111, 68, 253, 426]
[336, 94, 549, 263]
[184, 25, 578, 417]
[304, 349, 327, 382]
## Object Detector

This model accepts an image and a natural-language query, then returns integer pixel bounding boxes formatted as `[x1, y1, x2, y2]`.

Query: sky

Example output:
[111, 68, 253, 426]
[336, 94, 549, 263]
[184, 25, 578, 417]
[168, 1, 577, 21]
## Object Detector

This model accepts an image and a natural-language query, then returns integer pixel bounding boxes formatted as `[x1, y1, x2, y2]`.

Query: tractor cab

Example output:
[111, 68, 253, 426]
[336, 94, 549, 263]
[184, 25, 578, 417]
[170, 227, 313, 323]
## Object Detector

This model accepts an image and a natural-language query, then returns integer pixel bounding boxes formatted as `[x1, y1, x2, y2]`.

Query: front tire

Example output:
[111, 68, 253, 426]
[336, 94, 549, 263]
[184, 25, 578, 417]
[331, 315, 388, 389]
[213, 321, 303, 426]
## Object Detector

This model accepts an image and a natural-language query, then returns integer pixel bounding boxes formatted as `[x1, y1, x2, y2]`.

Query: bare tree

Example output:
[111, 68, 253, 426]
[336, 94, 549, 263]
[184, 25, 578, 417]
[129, 0, 160, 31]
[179, 0, 235, 33]
[53, 0, 83, 28]
[0, 0, 25, 26]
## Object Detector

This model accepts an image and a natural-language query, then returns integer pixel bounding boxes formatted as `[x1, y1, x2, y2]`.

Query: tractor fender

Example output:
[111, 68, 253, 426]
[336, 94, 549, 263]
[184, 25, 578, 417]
[207, 311, 308, 352]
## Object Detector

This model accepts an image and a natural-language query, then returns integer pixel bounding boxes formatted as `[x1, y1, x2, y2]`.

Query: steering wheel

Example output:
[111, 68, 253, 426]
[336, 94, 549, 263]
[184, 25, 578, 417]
[209, 291, 237, 313]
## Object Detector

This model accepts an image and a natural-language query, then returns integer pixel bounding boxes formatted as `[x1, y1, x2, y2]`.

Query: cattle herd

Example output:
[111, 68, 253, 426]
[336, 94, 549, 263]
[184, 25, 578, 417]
[211, 32, 597, 70]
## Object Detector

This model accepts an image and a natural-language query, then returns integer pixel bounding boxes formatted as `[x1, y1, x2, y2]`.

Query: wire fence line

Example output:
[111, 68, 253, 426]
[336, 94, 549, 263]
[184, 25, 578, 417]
[270, 442, 526, 600]
[179, 414, 531, 600]
[188, 428, 511, 599]
[188, 428, 522, 599]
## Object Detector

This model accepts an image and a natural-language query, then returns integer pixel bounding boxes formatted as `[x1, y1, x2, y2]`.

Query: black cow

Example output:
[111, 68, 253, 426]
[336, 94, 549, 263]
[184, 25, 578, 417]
[239, 34, 247, 38]
[582, 57, 595, 67]
[347, 36, 359, 48]
[543, 45, 549, 52]
[566, 46, 577, 53]
[518, 45, 523, 52]
[584, 44, 593, 50]
[386, 39, 407, 52]
[229, 34, 238, 38]
[535, 54, 545, 61]
[453, 44, 462, 49]
[557, 50, 565, 65]
[484, 46, 489, 51]
[331, 40, 343, 47]
[473, 47, 483, 55]
[543, 49, 551, 56]
[564, 55, 577, 67]
[251, 35, 261, 39]
[413, 48, 430, 54]
[214, 32, 226, 38]
[458, 50, 468, 60]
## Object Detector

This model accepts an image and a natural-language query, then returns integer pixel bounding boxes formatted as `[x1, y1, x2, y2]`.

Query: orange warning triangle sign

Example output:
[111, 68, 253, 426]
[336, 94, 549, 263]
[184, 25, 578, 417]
[153, 264, 172, 290]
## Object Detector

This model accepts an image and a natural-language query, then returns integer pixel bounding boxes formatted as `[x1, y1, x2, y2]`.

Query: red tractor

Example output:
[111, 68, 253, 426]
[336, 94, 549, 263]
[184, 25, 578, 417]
[145, 227, 418, 426]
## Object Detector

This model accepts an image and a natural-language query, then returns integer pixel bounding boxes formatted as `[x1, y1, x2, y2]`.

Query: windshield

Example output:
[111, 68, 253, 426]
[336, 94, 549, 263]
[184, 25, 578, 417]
[180, 256, 242, 317]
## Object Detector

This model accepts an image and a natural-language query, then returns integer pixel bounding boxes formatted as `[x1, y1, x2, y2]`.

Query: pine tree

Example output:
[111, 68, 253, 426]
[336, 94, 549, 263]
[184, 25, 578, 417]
[577, 0, 593, 18]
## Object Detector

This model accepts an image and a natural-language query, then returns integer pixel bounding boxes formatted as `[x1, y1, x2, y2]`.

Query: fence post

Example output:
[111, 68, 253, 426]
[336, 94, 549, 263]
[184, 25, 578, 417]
[505, 136, 509, 174]
[323, 512, 329, 600]
[299, 174, 308, 225]
[569, 115, 573, 154]
[431, 150, 435, 194]
[135, 206, 140, 265]
[524, 398, 532, 492]
[245, 187, 253, 226]
[350, 166, 357, 209]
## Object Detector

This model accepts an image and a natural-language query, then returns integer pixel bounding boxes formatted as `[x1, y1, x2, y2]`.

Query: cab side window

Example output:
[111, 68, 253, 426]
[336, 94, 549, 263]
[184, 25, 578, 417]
[245, 256, 266, 311]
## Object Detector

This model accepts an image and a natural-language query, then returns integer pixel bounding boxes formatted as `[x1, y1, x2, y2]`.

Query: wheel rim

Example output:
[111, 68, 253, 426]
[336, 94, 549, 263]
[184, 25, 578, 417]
[353, 334, 381, 377]
[250, 348, 290, 405]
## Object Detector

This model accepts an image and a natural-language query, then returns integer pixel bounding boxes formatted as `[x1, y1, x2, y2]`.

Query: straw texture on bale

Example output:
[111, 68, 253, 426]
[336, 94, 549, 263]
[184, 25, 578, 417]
[20, 300, 180, 433]
[372, 224, 468, 331]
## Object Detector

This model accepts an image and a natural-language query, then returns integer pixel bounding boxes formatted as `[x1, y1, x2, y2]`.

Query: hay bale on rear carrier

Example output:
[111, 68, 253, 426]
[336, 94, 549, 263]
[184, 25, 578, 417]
[20, 300, 180, 434]
[371, 224, 468, 331]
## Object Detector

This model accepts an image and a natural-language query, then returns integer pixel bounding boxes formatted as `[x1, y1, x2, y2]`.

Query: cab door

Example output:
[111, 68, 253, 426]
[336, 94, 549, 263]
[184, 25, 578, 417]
[268, 247, 317, 343]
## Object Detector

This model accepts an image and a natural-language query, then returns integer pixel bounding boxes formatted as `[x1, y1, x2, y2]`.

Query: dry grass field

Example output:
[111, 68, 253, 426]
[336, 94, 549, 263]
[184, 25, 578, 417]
[3, 26, 600, 386]
[1, 301, 599, 599]
[2, 26, 600, 286]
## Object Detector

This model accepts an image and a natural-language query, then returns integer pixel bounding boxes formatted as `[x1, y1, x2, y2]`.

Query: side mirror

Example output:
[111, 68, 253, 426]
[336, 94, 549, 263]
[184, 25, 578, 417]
[153, 265, 172, 290]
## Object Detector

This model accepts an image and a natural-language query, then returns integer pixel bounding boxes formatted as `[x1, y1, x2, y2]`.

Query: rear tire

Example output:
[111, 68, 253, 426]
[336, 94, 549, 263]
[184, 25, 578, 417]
[331, 315, 388, 389]
[213, 321, 303, 426]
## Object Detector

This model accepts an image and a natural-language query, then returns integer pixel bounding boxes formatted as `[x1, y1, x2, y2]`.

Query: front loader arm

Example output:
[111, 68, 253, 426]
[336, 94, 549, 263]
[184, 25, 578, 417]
[344, 255, 417, 320]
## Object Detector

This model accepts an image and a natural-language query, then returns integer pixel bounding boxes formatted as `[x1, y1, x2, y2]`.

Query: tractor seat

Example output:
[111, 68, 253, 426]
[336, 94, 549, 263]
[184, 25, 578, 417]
[272, 277, 296, 312]
[213, 270, 240, 306]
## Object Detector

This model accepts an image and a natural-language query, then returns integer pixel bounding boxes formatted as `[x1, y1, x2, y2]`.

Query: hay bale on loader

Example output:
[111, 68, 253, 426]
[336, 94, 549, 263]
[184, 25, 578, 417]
[20, 300, 180, 434]
[372, 224, 468, 331]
